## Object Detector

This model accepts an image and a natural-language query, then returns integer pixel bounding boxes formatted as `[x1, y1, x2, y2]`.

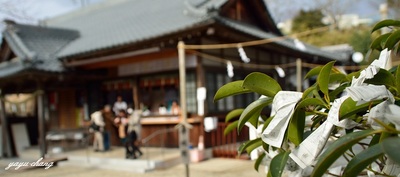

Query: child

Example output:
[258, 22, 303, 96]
[114, 109, 131, 159]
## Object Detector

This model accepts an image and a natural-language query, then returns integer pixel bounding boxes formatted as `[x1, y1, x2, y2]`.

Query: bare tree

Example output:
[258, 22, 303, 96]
[387, 0, 400, 18]
[314, 0, 357, 29]
[0, 0, 38, 31]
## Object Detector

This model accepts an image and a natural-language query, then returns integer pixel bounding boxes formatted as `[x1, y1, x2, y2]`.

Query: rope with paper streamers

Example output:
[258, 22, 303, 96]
[180, 24, 367, 78]
[188, 49, 367, 70]
[184, 25, 332, 50]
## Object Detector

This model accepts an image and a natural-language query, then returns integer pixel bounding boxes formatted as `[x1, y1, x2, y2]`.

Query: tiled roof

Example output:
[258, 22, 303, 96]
[47, 0, 218, 58]
[0, 0, 346, 78]
[0, 22, 79, 76]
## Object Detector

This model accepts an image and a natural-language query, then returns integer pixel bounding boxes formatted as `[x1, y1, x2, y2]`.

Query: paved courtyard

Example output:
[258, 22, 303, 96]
[1, 158, 266, 177]
[0, 146, 266, 177]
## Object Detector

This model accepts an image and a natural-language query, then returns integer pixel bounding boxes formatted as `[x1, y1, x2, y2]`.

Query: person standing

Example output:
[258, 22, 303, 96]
[114, 109, 130, 159]
[90, 110, 105, 152]
[113, 95, 127, 115]
[127, 109, 143, 159]
[101, 105, 115, 150]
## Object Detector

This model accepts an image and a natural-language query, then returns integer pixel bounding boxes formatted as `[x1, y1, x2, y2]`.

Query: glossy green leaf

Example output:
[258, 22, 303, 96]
[381, 137, 400, 164]
[262, 116, 273, 132]
[371, 19, 400, 33]
[365, 68, 395, 88]
[302, 85, 316, 99]
[267, 151, 290, 177]
[369, 133, 381, 147]
[225, 109, 244, 123]
[396, 65, 400, 92]
[238, 97, 273, 132]
[262, 141, 270, 152]
[304, 66, 323, 79]
[238, 138, 262, 155]
[311, 115, 325, 131]
[214, 80, 251, 102]
[342, 144, 384, 177]
[329, 73, 347, 84]
[296, 98, 327, 110]
[243, 72, 281, 97]
[288, 110, 305, 146]
[311, 129, 382, 177]
[346, 70, 361, 82]
[317, 61, 335, 96]
[254, 153, 266, 172]
[384, 30, 400, 50]
[329, 83, 348, 101]
[370, 33, 391, 51]
[224, 120, 238, 136]
[339, 97, 381, 120]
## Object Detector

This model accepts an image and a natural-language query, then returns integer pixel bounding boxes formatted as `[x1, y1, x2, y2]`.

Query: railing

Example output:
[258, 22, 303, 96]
[141, 127, 179, 169]
[208, 122, 249, 158]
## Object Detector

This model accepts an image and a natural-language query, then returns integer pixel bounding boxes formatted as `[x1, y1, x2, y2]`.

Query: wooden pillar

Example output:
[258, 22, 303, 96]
[37, 90, 47, 158]
[296, 58, 302, 92]
[0, 90, 12, 157]
[195, 54, 206, 149]
[132, 79, 139, 110]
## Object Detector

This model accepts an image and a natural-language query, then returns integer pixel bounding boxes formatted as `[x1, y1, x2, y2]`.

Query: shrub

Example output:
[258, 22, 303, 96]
[214, 19, 400, 177]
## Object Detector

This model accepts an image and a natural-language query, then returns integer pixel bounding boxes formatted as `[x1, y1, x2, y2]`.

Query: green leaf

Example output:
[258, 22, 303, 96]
[396, 65, 400, 93]
[381, 137, 400, 164]
[262, 141, 270, 152]
[224, 120, 238, 136]
[267, 151, 290, 177]
[371, 19, 400, 33]
[311, 115, 325, 131]
[214, 80, 251, 102]
[238, 97, 273, 132]
[288, 110, 305, 146]
[369, 133, 381, 146]
[365, 68, 395, 88]
[339, 97, 381, 120]
[304, 66, 323, 79]
[296, 98, 327, 110]
[302, 85, 316, 99]
[225, 109, 244, 122]
[254, 153, 266, 172]
[317, 61, 335, 96]
[329, 83, 348, 101]
[329, 73, 347, 84]
[346, 70, 361, 82]
[384, 30, 400, 50]
[342, 144, 384, 177]
[311, 129, 382, 177]
[243, 72, 281, 97]
[238, 138, 262, 155]
[262, 116, 273, 132]
[370, 33, 391, 51]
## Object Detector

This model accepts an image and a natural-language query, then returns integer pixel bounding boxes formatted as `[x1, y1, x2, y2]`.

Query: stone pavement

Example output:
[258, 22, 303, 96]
[0, 146, 266, 177]
[0, 158, 266, 177]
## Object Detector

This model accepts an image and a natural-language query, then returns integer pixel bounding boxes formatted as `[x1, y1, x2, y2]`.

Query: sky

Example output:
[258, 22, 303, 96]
[266, 0, 386, 23]
[0, 0, 390, 31]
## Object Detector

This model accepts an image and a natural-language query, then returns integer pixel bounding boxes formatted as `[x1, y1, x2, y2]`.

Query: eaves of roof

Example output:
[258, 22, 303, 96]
[214, 16, 349, 62]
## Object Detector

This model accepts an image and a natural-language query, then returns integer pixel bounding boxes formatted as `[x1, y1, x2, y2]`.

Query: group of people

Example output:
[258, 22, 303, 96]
[89, 96, 143, 159]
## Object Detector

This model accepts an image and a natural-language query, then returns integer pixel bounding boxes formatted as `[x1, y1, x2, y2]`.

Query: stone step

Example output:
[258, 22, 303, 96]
[58, 154, 182, 173]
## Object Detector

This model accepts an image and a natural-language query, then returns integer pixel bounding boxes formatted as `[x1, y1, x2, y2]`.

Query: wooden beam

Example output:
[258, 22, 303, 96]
[80, 49, 178, 70]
